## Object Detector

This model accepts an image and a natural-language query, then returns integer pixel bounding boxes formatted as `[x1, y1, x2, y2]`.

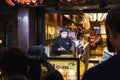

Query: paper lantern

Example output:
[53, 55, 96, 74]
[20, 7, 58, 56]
[5, 0, 44, 6]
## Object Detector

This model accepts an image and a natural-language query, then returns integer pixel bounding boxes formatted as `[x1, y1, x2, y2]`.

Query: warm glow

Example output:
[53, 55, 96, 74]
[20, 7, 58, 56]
[83, 13, 91, 30]
[0, 40, 2, 44]
[5, 0, 44, 6]
[5, 0, 15, 6]
[89, 13, 107, 22]
[89, 13, 97, 22]
[97, 13, 107, 21]
[32, 0, 37, 3]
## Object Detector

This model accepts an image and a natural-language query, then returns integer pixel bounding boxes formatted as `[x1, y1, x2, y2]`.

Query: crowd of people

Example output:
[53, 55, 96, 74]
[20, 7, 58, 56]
[0, 46, 64, 80]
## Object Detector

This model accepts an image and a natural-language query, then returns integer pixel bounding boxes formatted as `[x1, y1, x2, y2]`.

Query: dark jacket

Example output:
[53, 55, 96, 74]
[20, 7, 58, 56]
[52, 36, 72, 56]
[82, 52, 120, 80]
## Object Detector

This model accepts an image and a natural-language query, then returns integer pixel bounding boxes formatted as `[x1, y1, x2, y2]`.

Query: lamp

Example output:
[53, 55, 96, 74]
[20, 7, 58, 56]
[5, 0, 44, 7]
[89, 13, 107, 22]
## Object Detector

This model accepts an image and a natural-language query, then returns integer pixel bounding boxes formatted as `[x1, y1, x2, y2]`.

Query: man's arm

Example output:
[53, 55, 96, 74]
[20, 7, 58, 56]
[52, 38, 59, 52]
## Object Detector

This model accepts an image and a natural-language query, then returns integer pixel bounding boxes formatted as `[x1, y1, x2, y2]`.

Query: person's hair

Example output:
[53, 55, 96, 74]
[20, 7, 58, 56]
[40, 70, 64, 80]
[28, 45, 48, 64]
[28, 45, 48, 80]
[105, 5, 120, 52]
[105, 5, 120, 34]
[0, 48, 28, 76]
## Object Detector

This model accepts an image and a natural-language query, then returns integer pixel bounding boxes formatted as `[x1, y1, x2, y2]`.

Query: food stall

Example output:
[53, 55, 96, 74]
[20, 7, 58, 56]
[43, 42, 90, 80]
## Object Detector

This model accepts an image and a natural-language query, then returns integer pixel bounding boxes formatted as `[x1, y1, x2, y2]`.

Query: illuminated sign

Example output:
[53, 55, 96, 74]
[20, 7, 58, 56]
[48, 60, 78, 80]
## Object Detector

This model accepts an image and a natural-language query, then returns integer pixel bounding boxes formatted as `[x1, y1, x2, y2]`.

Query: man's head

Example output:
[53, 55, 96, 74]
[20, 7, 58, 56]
[60, 27, 68, 38]
[40, 70, 64, 80]
[105, 5, 120, 52]
[28, 45, 47, 63]
[0, 48, 28, 76]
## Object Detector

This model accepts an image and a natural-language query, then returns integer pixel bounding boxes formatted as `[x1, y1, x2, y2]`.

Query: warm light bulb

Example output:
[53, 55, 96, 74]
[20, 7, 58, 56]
[0, 40, 2, 44]
[32, 0, 37, 3]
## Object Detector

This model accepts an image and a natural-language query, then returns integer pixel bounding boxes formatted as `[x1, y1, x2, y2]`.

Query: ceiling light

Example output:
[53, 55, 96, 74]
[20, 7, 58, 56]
[89, 13, 107, 22]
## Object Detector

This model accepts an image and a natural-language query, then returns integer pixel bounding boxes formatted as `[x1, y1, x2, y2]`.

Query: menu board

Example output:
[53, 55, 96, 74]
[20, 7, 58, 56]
[48, 59, 79, 80]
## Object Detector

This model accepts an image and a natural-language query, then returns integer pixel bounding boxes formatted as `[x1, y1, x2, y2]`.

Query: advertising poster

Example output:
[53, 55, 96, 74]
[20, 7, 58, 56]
[48, 60, 78, 80]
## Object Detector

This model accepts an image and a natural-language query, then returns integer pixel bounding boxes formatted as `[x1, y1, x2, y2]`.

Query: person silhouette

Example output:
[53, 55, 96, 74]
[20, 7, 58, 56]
[28, 45, 54, 80]
[40, 70, 64, 80]
[0, 48, 28, 80]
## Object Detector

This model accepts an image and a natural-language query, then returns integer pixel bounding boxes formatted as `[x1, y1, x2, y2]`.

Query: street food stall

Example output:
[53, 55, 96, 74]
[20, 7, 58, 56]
[42, 42, 90, 80]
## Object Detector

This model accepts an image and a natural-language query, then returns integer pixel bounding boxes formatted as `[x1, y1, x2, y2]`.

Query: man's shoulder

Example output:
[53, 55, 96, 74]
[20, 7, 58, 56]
[82, 53, 120, 80]
[54, 36, 61, 40]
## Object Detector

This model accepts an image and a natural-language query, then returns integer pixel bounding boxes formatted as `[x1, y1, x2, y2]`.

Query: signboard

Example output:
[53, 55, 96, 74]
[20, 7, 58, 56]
[48, 59, 78, 80]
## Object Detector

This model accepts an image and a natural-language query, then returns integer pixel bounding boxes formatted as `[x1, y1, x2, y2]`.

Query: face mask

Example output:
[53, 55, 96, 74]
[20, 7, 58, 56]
[61, 32, 68, 38]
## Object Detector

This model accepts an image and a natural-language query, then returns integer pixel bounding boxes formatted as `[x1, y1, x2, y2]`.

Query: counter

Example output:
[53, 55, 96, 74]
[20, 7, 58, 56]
[46, 42, 90, 80]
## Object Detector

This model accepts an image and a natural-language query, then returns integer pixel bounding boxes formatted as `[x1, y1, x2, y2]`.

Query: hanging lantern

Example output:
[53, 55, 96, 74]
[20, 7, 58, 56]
[5, 0, 44, 7]
[5, 0, 15, 6]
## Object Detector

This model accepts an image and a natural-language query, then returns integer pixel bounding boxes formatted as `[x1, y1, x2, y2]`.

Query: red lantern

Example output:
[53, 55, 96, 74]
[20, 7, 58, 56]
[5, 0, 44, 6]
[20, 0, 25, 4]
[38, 0, 44, 4]
[5, 0, 15, 6]
[17, 0, 32, 4]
